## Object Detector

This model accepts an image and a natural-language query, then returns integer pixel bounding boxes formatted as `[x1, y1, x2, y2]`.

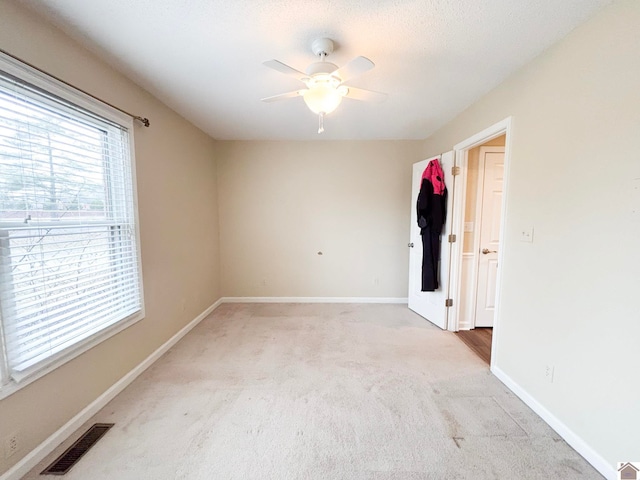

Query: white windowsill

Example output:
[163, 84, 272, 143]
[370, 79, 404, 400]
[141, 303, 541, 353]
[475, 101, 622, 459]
[0, 310, 144, 401]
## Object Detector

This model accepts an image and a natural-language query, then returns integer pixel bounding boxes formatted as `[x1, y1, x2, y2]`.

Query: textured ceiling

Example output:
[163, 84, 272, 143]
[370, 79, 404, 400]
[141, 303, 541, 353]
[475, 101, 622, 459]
[21, 0, 611, 140]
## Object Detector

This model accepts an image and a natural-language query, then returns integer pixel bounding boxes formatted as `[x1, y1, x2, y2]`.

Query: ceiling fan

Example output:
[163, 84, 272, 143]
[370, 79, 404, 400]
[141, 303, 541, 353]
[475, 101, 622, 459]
[261, 38, 387, 134]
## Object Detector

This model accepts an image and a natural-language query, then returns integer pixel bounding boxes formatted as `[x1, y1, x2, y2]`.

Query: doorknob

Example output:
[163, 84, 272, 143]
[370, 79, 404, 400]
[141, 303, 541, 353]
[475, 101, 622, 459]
[408, 243, 414, 248]
[482, 248, 497, 254]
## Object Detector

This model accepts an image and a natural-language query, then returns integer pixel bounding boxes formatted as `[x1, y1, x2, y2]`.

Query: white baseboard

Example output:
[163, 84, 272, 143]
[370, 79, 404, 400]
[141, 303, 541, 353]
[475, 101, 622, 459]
[491, 366, 615, 480]
[220, 296, 408, 304]
[0, 298, 223, 480]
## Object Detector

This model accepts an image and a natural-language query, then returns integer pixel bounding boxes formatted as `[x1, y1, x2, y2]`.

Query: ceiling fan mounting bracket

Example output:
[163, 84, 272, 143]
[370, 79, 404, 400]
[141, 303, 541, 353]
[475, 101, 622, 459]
[311, 38, 334, 58]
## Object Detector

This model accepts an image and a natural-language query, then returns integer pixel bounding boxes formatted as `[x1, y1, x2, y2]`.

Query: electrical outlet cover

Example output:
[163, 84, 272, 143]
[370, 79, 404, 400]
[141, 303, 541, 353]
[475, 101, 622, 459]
[6, 434, 18, 458]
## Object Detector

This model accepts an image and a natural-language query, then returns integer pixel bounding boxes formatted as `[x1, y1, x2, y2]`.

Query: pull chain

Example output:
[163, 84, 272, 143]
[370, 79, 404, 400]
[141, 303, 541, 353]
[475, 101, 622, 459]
[316, 51, 328, 134]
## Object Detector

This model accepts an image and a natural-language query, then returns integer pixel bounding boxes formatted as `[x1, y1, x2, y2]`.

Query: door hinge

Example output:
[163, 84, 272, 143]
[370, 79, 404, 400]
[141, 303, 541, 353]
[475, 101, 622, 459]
[451, 166, 461, 176]
[448, 234, 456, 243]
[445, 299, 453, 307]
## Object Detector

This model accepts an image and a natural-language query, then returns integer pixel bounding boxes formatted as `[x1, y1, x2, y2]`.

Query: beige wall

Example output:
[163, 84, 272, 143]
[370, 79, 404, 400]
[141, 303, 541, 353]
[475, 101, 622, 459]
[217, 141, 424, 298]
[422, 0, 639, 469]
[0, 2, 220, 475]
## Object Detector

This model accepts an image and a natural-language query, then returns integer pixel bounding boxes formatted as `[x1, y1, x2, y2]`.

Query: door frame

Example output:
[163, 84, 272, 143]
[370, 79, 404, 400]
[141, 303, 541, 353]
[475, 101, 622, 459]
[447, 117, 512, 368]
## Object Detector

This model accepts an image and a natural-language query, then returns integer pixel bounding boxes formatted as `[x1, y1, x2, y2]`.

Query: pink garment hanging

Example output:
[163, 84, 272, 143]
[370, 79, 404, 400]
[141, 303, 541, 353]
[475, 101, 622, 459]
[421, 159, 446, 195]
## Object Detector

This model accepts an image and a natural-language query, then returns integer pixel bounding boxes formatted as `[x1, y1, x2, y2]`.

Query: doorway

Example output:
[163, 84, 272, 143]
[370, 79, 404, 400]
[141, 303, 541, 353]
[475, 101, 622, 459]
[448, 118, 512, 367]
[462, 140, 505, 323]
[453, 138, 505, 363]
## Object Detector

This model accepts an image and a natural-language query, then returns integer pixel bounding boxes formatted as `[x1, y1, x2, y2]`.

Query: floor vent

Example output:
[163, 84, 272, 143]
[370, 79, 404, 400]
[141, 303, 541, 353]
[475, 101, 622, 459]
[41, 423, 114, 475]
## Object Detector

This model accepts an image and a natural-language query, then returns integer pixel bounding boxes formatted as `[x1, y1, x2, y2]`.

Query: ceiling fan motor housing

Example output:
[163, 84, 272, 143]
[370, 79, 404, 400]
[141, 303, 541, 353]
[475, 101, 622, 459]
[305, 61, 339, 77]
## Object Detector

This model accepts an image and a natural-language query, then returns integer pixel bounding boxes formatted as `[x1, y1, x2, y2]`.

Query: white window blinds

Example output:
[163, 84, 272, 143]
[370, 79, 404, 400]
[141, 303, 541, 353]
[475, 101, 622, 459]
[0, 64, 142, 381]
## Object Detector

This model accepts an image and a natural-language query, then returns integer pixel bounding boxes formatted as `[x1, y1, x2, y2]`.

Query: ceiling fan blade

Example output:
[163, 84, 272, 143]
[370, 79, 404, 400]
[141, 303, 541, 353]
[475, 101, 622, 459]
[263, 60, 308, 82]
[261, 90, 306, 103]
[333, 56, 375, 82]
[342, 86, 387, 103]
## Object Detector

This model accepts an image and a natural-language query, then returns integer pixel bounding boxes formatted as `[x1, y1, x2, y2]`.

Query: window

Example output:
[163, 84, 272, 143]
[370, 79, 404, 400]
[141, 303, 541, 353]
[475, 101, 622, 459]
[0, 54, 143, 389]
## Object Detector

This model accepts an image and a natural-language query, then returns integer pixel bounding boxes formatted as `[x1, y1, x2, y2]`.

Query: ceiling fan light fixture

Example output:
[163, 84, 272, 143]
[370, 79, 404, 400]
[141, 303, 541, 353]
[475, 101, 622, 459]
[302, 83, 343, 115]
[263, 38, 384, 133]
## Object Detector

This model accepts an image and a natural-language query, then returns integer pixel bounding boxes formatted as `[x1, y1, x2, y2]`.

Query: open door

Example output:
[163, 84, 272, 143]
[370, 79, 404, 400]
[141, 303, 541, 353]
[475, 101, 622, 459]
[408, 151, 455, 329]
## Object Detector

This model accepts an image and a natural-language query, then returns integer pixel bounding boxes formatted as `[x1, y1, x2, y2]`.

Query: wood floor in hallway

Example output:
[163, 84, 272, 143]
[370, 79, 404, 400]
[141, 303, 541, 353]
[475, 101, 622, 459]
[455, 327, 493, 365]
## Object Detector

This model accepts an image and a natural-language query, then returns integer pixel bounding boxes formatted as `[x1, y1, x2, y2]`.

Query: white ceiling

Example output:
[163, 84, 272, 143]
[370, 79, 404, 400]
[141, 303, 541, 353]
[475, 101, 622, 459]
[22, 0, 610, 140]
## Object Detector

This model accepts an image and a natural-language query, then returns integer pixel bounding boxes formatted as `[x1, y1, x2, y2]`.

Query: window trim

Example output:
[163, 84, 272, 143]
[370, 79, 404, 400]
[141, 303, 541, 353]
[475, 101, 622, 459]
[0, 52, 145, 398]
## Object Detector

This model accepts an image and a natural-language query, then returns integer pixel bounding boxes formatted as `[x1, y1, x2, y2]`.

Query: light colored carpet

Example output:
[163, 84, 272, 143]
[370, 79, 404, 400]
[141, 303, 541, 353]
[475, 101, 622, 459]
[26, 303, 602, 479]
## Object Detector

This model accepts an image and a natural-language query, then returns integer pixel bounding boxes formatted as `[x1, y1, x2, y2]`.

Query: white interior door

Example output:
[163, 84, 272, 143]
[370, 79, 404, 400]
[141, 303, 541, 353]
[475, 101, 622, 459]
[408, 151, 455, 329]
[474, 147, 504, 327]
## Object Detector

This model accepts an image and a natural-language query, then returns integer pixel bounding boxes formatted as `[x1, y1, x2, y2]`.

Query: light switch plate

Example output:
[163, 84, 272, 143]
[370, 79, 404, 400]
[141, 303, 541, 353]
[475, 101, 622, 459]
[520, 227, 534, 243]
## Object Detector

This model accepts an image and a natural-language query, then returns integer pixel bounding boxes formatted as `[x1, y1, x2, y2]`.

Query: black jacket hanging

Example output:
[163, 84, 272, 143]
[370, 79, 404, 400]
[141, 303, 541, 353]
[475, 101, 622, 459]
[416, 159, 447, 292]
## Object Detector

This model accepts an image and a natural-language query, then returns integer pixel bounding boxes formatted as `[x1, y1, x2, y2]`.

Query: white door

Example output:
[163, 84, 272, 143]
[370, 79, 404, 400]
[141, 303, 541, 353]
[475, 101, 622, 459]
[474, 147, 504, 327]
[408, 151, 455, 329]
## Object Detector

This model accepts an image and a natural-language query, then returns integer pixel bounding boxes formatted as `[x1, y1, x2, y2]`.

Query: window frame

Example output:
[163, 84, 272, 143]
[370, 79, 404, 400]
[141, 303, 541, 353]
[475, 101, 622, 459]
[0, 52, 145, 400]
